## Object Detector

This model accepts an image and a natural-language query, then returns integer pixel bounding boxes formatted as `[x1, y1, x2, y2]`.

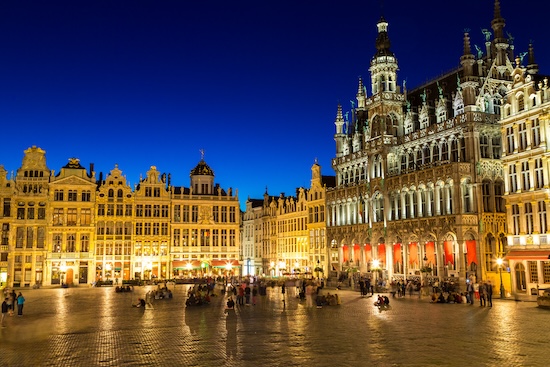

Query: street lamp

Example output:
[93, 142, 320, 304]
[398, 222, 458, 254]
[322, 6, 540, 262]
[372, 259, 380, 292]
[497, 258, 505, 298]
[225, 262, 233, 287]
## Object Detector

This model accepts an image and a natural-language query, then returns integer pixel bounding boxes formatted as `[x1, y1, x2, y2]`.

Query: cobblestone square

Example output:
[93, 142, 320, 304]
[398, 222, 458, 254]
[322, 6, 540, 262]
[1, 285, 549, 367]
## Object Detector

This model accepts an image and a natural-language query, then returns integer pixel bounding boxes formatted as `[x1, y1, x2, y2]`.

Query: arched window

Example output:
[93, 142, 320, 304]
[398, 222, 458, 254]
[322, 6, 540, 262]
[451, 138, 459, 162]
[441, 141, 449, 161]
[423, 145, 431, 164]
[517, 94, 525, 112]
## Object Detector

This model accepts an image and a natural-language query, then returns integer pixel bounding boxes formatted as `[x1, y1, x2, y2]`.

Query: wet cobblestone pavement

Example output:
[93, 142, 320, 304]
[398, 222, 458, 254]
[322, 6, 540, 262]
[1, 284, 549, 367]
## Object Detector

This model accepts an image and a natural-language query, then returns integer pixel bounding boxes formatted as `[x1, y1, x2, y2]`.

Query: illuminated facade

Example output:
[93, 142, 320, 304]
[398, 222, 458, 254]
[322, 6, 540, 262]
[326, 1, 521, 290]
[243, 162, 334, 277]
[0, 148, 240, 288]
[500, 48, 550, 299]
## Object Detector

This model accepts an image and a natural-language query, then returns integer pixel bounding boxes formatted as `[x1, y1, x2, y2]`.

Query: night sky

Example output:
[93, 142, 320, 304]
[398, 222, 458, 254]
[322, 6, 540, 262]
[1, 0, 549, 207]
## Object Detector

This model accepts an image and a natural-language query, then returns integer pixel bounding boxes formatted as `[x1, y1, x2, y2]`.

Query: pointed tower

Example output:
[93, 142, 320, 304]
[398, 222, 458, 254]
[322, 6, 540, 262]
[356, 77, 366, 108]
[491, 0, 509, 67]
[334, 104, 346, 157]
[369, 16, 398, 95]
[460, 31, 478, 110]
[526, 43, 539, 75]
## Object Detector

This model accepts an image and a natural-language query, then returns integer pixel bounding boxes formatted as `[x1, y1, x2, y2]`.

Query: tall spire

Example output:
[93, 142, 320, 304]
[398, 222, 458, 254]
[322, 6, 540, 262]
[460, 31, 477, 108]
[527, 42, 539, 75]
[491, 0, 508, 67]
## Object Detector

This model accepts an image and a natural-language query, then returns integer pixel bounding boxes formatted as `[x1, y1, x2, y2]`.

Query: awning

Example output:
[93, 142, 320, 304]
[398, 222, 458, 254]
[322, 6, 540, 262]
[172, 260, 202, 269]
[506, 250, 550, 260]
[211, 260, 240, 268]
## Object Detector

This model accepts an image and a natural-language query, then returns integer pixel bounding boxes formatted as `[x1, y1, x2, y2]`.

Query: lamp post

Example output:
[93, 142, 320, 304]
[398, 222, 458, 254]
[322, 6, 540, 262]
[497, 258, 505, 298]
[372, 259, 380, 292]
[225, 262, 232, 288]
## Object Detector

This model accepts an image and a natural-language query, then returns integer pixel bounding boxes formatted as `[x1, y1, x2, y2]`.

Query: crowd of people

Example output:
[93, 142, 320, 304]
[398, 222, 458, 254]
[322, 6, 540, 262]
[1, 289, 26, 326]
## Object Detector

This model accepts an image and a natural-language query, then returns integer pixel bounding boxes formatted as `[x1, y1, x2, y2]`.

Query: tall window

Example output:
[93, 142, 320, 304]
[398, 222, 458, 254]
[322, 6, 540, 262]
[81, 190, 91, 202]
[521, 161, 531, 191]
[495, 182, 505, 212]
[539, 201, 547, 234]
[81, 234, 89, 252]
[213, 206, 219, 222]
[517, 94, 525, 111]
[506, 127, 515, 154]
[53, 208, 63, 226]
[480, 135, 489, 158]
[68, 190, 77, 201]
[518, 122, 527, 151]
[492, 136, 501, 159]
[183, 205, 189, 222]
[67, 235, 76, 252]
[512, 204, 520, 235]
[192, 206, 198, 222]
[509, 164, 518, 193]
[535, 158, 544, 189]
[525, 202, 534, 234]
[451, 139, 459, 162]
[482, 181, 491, 212]
[67, 208, 77, 226]
[531, 118, 541, 147]
[529, 261, 539, 283]
[54, 190, 64, 201]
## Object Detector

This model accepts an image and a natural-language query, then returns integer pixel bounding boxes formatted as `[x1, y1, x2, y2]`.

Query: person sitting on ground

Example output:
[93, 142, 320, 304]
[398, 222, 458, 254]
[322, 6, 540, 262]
[186, 293, 196, 306]
[437, 292, 446, 303]
[226, 297, 235, 310]
[133, 298, 146, 307]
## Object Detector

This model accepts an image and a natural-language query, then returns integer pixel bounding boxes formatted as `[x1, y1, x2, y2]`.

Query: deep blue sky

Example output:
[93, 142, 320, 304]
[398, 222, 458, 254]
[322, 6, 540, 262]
[1, 0, 549, 207]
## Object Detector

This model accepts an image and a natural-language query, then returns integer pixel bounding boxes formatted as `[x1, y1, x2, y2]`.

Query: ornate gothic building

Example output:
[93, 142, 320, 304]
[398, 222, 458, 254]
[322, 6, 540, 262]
[326, 1, 530, 294]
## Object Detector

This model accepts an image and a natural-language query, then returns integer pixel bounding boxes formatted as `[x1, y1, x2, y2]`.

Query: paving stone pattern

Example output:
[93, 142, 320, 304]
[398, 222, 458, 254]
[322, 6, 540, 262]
[0, 285, 549, 367]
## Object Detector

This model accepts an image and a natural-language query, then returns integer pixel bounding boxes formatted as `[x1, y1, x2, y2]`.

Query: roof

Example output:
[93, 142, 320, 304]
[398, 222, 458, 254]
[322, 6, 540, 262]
[190, 160, 214, 176]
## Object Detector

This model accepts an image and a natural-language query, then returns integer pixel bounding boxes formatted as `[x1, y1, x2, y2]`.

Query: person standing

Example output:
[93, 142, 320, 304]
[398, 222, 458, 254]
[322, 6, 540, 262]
[486, 280, 493, 307]
[244, 283, 251, 306]
[478, 282, 487, 307]
[467, 280, 475, 305]
[305, 282, 314, 308]
[9, 289, 16, 316]
[359, 278, 365, 297]
[252, 285, 258, 306]
[1, 297, 8, 327]
[16, 292, 25, 316]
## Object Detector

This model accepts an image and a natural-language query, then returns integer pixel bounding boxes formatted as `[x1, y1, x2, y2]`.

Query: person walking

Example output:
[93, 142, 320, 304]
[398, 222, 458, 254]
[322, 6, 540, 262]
[486, 280, 493, 307]
[16, 292, 25, 316]
[1, 297, 8, 327]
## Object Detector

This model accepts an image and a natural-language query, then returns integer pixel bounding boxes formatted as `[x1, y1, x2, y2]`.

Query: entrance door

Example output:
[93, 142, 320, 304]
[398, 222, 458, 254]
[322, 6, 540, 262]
[79, 267, 88, 284]
[66, 268, 74, 285]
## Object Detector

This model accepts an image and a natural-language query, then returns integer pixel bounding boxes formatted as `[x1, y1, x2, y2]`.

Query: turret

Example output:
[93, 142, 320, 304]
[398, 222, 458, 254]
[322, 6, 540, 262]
[526, 43, 539, 75]
[334, 104, 346, 157]
[460, 31, 477, 109]
[369, 16, 398, 95]
[491, 0, 509, 67]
